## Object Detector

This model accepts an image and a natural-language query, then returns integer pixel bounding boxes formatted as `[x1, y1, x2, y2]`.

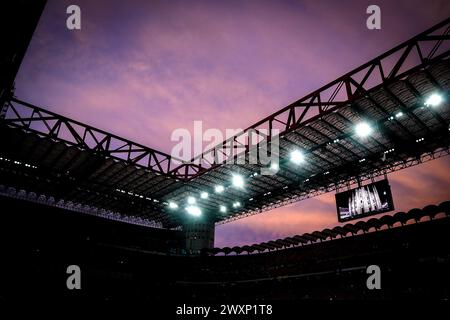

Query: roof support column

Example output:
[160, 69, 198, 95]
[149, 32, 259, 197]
[183, 220, 215, 254]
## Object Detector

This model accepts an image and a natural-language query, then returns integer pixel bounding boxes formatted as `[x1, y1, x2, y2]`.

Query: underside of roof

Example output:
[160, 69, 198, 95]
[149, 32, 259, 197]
[1, 19, 449, 228]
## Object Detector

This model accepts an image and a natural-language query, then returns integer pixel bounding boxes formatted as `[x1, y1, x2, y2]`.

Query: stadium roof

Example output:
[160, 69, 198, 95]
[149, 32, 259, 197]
[1, 18, 450, 228]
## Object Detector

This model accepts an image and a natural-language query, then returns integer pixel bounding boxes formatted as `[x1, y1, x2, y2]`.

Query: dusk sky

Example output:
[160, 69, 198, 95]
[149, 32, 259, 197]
[15, 0, 450, 247]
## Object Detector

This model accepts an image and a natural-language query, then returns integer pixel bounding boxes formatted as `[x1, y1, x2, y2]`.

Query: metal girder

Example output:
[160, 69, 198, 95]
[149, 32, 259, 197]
[170, 18, 450, 179]
[0, 98, 201, 179]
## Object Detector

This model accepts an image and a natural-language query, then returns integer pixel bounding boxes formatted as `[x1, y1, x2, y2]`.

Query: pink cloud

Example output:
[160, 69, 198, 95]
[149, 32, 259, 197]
[13, 0, 450, 247]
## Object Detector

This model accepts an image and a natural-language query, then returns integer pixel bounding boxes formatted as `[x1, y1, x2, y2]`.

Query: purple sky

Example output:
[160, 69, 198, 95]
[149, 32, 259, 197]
[15, 0, 450, 247]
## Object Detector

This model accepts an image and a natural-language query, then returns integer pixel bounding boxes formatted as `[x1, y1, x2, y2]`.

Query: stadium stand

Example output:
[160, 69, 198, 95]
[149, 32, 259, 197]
[203, 201, 450, 255]
[0, 196, 449, 301]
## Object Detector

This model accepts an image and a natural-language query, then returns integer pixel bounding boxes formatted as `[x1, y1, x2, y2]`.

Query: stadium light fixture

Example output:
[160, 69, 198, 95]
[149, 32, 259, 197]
[215, 185, 224, 193]
[232, 201, 241, 208]
[270, 162, 279, 171]
[168, 202, 178, 209]
[219, 205, 227, 213]
[187, 196, 196, 204]
[355, 121, 373, 138]
[232, 174, 244, 188]
[424, 93, 443, 107]
[290, 150, 304, 165]
[200, 192, 209, 199]
[395, 111, 403, 118]
[185, 205, 201, 217]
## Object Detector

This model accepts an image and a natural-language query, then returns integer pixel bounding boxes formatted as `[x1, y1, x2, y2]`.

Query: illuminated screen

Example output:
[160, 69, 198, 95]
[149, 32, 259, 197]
[335, 179, 395, 222]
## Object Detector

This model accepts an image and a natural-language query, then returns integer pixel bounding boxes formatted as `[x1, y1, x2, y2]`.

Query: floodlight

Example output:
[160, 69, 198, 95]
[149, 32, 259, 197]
[355, 122, 373, 138]
[168, 202, 178, 209]
[185, 205, 201, 217]
[187, 196, 196, 204]
[424, 93, 443, 107]
[200, 192, 209, 199]
[290, 150, 304, 165]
